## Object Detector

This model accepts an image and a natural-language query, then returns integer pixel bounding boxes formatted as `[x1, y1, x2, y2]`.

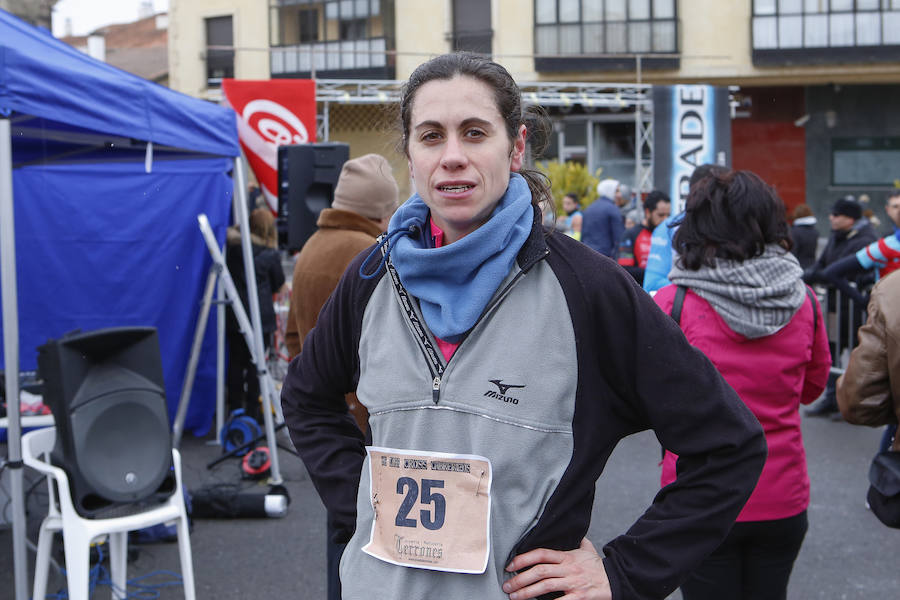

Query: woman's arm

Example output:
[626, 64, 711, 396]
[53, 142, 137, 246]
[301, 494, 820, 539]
[508, 248, 766, 599]
[280, 262, 371, 541]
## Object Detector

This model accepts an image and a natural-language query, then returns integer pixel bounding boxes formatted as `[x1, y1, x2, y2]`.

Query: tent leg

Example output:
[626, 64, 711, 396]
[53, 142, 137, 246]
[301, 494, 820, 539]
[173, 265, 219, 449]
[215, 277, 226, 443]
[1, 116, 29, 600]
[232, 157, 284, 485]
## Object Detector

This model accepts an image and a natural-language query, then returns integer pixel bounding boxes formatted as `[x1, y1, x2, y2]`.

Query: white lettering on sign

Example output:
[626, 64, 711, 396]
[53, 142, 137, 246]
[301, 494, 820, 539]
[242, 99, 310, 146]
[671, 85, 715, 214]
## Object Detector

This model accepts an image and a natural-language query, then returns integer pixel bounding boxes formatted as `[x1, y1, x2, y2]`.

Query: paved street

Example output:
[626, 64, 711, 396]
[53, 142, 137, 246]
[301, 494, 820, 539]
[2, 411, 894, 599]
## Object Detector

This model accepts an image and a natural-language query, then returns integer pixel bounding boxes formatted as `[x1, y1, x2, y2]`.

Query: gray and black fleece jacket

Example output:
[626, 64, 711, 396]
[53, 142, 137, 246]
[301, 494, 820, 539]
[281, 209, 767, 600]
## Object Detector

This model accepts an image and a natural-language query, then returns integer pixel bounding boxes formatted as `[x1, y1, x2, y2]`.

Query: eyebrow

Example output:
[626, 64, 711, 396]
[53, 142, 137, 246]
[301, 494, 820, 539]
[413, 117, 495, 132]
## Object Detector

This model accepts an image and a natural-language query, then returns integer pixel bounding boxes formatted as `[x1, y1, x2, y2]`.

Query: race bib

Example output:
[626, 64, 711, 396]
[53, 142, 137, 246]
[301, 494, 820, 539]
[362, 447, 492, 574]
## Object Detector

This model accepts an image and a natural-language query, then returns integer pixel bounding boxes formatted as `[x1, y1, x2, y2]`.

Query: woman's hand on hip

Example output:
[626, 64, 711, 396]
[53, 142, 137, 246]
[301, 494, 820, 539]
[502, 538, 612, 600]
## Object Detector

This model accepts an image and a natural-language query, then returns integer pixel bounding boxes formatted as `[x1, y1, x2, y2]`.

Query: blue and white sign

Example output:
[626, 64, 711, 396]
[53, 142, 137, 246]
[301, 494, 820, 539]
[653, 85, 731, 214]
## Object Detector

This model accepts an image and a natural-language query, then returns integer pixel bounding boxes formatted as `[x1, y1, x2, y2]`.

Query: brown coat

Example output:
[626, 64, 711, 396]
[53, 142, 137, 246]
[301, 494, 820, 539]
[837, 271, 900, 450]
[285, 208, 383, 432]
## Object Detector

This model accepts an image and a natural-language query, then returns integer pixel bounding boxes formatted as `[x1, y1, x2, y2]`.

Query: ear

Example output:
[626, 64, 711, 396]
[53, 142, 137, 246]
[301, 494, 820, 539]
[510, 124, 527, 172]
[407, 158, 414, 179]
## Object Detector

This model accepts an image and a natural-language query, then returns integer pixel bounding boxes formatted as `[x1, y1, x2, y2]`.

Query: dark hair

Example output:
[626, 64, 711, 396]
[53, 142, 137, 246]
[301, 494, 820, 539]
[673, 170, 792, 270]
[688, 163, 729, 193]
[398, 52, 553, 212]
[564, 192, 580, 204]
[689, 163, 721, 186]
[643, 190, 670, 213]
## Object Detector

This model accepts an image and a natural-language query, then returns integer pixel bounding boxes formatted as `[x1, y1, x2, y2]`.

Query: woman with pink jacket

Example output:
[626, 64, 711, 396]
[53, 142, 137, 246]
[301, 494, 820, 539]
[654, 170, 831, 600]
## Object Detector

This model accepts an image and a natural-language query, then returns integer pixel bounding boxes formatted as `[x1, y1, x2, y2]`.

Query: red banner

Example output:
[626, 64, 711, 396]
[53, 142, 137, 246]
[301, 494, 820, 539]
[222, 79, 317, 214]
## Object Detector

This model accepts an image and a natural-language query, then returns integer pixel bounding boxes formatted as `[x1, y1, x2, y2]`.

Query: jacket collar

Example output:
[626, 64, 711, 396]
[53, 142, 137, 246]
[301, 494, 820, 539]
[317, 207, 384, 238]
[516, 204, 551, 272]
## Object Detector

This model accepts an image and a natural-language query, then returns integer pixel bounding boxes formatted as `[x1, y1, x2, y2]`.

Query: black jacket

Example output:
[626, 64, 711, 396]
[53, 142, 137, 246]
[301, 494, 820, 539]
[804, 221, 878, 284]
[789, 222, 819, 270]
[226, 239, 285, 335]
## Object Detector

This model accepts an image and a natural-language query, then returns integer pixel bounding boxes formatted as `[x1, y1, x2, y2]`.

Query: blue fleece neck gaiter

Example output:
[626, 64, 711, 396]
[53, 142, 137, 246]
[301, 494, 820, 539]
[387, 173, 533, 342]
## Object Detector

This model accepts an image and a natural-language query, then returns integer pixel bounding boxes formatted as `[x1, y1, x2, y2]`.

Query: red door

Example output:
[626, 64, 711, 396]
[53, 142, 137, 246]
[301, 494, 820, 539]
[731, 87, 806, 215]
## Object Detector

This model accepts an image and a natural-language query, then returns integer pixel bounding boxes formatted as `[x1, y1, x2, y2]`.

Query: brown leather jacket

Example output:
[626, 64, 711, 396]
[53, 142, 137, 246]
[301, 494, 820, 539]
[285, 208, 383, 433]
[837, 271, 900, 450]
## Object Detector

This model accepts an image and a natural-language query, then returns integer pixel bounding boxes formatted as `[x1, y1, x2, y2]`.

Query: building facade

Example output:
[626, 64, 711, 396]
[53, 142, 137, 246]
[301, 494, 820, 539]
[1, 0, 57, 30]
[168, 0, 900, 228]
[59, 12, 170, 84]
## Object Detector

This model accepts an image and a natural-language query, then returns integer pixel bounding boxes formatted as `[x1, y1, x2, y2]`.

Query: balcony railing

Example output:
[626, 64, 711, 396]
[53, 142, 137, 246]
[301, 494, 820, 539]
[271, 37, 389, 77]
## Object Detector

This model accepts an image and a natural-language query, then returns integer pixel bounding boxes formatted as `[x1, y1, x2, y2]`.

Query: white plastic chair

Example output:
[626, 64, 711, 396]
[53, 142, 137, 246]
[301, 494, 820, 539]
[21, 426, 196, 600]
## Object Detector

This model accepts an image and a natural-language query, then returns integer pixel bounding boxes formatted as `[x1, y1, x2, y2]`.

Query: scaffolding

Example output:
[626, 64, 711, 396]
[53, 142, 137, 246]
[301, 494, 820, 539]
[313, 78, 654, 191]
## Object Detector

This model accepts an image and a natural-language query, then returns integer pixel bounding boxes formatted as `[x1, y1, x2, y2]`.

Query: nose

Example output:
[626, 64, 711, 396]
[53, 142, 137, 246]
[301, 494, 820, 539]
[440, 133, 467, 171]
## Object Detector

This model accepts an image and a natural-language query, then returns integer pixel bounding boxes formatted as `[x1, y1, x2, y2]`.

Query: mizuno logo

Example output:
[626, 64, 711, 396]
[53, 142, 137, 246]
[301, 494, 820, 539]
[489, 380, 525, 395]
[484, 379, 525, 405]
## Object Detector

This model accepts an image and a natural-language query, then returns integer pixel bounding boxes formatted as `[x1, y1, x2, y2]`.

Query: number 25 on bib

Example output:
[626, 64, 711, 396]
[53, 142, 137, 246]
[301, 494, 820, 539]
[362, 447, 492, 574]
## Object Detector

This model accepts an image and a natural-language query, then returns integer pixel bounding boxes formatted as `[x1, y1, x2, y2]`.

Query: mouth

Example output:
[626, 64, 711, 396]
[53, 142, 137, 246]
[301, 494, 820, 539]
[437, 184, 475, 193]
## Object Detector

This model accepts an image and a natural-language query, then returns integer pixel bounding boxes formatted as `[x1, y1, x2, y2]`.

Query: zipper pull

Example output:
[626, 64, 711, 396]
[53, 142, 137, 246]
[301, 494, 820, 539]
[432, 375, 441, 404]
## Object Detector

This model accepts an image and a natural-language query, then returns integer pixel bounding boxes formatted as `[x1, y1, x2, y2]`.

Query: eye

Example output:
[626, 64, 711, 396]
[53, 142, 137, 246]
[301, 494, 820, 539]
[465, 128, 486, 139]
[420, 131, 442, 143]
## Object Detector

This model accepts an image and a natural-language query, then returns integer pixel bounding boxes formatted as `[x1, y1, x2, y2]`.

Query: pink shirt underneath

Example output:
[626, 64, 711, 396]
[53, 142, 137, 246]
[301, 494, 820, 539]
[429, 219, 460, 362]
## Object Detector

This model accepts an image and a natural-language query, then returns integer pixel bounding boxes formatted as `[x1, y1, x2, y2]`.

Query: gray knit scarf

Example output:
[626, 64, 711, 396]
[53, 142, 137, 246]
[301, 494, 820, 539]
[668, 245, 806, 339]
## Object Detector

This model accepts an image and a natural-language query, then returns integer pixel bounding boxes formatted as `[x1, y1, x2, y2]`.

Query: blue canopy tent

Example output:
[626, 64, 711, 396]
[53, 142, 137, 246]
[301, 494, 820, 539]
[0, 9, 240, 598]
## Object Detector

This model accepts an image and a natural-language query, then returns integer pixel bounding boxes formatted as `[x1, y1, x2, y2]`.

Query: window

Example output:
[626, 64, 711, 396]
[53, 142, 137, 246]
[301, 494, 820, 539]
[832, 137, 900, 186]
[205, 15, 234, 86]
[453, 0, 492, 55]
[340, 17, 367, 39]
[534, 0, 678, 72]
[299, 8, 319, 43]
[753, 0, 900, 65]
[545, 116, 650, 191]
[269, 0, 394, 78]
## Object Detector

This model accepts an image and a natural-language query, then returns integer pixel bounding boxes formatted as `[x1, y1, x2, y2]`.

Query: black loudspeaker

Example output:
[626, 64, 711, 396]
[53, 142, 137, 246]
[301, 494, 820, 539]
[37, 327, 175, 518]
[277, 142, 349, 252]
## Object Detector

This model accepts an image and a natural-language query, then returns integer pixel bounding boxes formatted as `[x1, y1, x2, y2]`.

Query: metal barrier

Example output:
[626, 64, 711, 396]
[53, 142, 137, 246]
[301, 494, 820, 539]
[815, 283, 868, 376]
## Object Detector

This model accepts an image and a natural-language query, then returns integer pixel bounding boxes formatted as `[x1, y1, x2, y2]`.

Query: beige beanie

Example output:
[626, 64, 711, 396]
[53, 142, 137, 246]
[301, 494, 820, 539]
[331, 154, 400, 220]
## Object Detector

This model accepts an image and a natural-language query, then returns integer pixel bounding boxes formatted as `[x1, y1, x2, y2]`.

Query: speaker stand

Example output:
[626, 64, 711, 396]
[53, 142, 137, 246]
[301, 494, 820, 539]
[173, 158, 286, 491]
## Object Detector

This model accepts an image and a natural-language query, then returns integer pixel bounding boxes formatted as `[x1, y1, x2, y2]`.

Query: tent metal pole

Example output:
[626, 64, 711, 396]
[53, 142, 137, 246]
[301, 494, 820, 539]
[1, 117, 29, 600]
[215, 276, 225, 442]
[172, 265, 219, 448]
[233, 157, 284, 484]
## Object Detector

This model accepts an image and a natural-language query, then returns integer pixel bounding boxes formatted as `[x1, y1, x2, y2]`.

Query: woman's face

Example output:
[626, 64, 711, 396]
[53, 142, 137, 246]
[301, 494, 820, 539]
[407, 75, 526, 244]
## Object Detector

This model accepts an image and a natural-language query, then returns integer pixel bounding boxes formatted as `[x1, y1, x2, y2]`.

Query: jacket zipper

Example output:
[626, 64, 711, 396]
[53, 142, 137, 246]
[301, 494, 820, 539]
[384, 260, 446, 403]
[432, 375, 442, 404]
[385, 248, 550, 406]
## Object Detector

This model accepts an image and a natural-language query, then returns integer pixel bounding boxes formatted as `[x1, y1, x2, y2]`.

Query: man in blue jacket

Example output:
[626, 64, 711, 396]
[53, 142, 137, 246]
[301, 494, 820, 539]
[581, 179, 624, 258]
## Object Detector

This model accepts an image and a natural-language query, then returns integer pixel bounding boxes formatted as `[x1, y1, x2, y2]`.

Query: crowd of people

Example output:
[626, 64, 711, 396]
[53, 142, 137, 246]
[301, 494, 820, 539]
[209, 51, 900, 600]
